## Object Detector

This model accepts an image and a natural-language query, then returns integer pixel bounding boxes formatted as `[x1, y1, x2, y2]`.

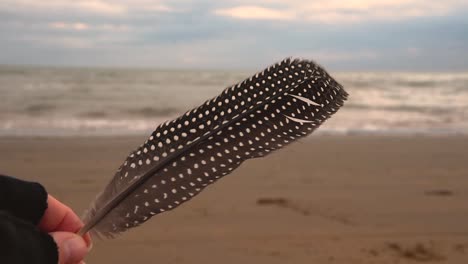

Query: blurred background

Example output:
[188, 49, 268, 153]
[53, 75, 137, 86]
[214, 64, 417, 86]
[1, 1, 467, 264]
[1, 0, 467, 136]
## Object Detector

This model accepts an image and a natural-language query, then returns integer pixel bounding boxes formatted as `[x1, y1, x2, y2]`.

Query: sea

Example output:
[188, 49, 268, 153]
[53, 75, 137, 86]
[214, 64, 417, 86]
[1, 65, 467, 137]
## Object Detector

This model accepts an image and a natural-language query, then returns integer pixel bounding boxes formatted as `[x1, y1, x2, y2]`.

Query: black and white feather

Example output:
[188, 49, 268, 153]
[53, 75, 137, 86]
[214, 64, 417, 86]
[81, 58, 348, 238]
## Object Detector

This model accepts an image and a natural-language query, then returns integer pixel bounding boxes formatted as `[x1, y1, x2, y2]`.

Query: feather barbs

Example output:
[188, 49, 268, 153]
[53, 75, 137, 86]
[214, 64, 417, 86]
[81, 57, 348, 238]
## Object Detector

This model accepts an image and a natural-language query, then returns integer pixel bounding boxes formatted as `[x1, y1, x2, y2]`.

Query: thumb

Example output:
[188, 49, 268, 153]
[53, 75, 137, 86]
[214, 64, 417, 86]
[50, 232, 88, 264]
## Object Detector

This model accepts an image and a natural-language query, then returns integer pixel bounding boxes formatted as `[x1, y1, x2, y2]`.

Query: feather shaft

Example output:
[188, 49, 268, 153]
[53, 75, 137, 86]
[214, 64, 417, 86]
[80, 79, 307, 235]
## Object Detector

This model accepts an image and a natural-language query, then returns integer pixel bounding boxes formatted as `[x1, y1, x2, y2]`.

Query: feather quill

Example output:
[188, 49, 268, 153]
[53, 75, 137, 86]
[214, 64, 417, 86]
[81, 58, 348, 238]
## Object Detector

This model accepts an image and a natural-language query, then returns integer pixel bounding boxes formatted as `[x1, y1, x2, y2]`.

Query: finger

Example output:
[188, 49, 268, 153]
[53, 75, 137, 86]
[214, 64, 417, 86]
[39, 195, 93, 248]
[38, 195, 83, 233]
[82, 232, 93, 249]
[50, 232, 89, 264]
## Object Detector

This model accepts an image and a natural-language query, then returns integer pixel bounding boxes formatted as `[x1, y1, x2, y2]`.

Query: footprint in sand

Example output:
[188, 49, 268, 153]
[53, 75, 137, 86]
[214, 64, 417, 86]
[385, 242, 446, 262]
[424, 189, 454, 197]
[256, 197, 356, 226]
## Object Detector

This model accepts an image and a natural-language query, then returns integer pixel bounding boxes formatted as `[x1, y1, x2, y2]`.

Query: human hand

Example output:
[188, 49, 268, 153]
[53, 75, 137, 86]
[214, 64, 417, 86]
[38, 195, 92, 264]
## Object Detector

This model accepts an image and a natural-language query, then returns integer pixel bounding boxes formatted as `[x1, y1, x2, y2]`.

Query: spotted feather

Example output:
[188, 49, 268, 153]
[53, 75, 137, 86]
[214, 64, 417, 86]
[81, 57, 348, 238]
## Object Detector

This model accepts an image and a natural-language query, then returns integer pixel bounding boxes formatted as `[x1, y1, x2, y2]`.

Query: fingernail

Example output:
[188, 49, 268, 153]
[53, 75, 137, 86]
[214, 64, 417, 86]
[64, 236, 88, 260]
[83, 233, 93, 251]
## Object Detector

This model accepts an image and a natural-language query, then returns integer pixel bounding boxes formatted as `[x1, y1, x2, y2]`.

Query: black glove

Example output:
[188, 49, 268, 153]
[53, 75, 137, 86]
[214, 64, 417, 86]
[0, 174, 58, 264]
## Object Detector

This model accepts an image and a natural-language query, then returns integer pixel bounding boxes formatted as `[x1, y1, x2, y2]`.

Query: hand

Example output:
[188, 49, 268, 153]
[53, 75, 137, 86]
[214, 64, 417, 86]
[38, 195, 92, 264]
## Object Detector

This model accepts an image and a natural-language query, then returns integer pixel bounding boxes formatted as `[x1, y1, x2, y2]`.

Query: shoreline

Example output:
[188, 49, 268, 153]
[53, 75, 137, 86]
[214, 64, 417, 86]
[1, 131, 467, 139]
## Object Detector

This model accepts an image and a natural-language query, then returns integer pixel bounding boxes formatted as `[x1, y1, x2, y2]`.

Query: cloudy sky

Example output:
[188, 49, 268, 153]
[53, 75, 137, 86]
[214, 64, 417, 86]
[0, 0, 467, 71]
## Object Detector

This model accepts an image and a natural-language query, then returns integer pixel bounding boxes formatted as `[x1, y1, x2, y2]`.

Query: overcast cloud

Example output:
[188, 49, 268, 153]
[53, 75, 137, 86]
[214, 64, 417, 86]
[0, 0, 467, 70]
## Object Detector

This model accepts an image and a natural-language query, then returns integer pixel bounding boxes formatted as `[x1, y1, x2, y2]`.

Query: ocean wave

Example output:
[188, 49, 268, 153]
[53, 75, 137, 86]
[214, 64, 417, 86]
[1, 115, 467, 137]
[125, 107, 180, 117]
[24, 104, 57, 115]
[2, 66, 468, 137]
[79, 111, 109, 118]
[343, 103, 458, 115]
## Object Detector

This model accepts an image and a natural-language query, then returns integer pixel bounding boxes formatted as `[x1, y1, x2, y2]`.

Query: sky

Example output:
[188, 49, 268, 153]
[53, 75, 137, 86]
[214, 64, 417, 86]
[0, 0, 467, 71]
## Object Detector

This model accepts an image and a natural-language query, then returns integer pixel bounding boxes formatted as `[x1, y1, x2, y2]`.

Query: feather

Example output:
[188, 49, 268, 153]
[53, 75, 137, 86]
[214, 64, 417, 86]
[80, 57, 348, 238]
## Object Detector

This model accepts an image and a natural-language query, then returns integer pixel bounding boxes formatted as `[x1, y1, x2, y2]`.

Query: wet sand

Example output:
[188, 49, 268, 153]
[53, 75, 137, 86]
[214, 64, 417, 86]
[1, 135, 467, 263]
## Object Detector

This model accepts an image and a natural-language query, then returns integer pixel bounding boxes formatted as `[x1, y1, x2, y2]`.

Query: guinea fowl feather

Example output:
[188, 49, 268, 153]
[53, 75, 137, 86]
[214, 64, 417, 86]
[81, 58, 348, 238]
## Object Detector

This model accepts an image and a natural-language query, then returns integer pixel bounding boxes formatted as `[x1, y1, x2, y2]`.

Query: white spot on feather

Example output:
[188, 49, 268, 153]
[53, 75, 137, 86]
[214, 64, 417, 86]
[284, 115, 315, 124]
[289, 94, 320, 106]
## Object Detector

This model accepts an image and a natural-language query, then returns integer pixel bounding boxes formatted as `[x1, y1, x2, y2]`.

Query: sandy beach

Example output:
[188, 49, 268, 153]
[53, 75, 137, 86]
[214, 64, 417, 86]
[0, 135, 467, 264]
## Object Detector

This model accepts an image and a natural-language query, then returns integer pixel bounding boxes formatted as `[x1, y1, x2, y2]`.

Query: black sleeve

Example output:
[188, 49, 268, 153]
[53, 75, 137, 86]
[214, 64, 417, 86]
[0, 174, 48, 225]
[0, 211, 58, 264]
[0, 174, 59, 264]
